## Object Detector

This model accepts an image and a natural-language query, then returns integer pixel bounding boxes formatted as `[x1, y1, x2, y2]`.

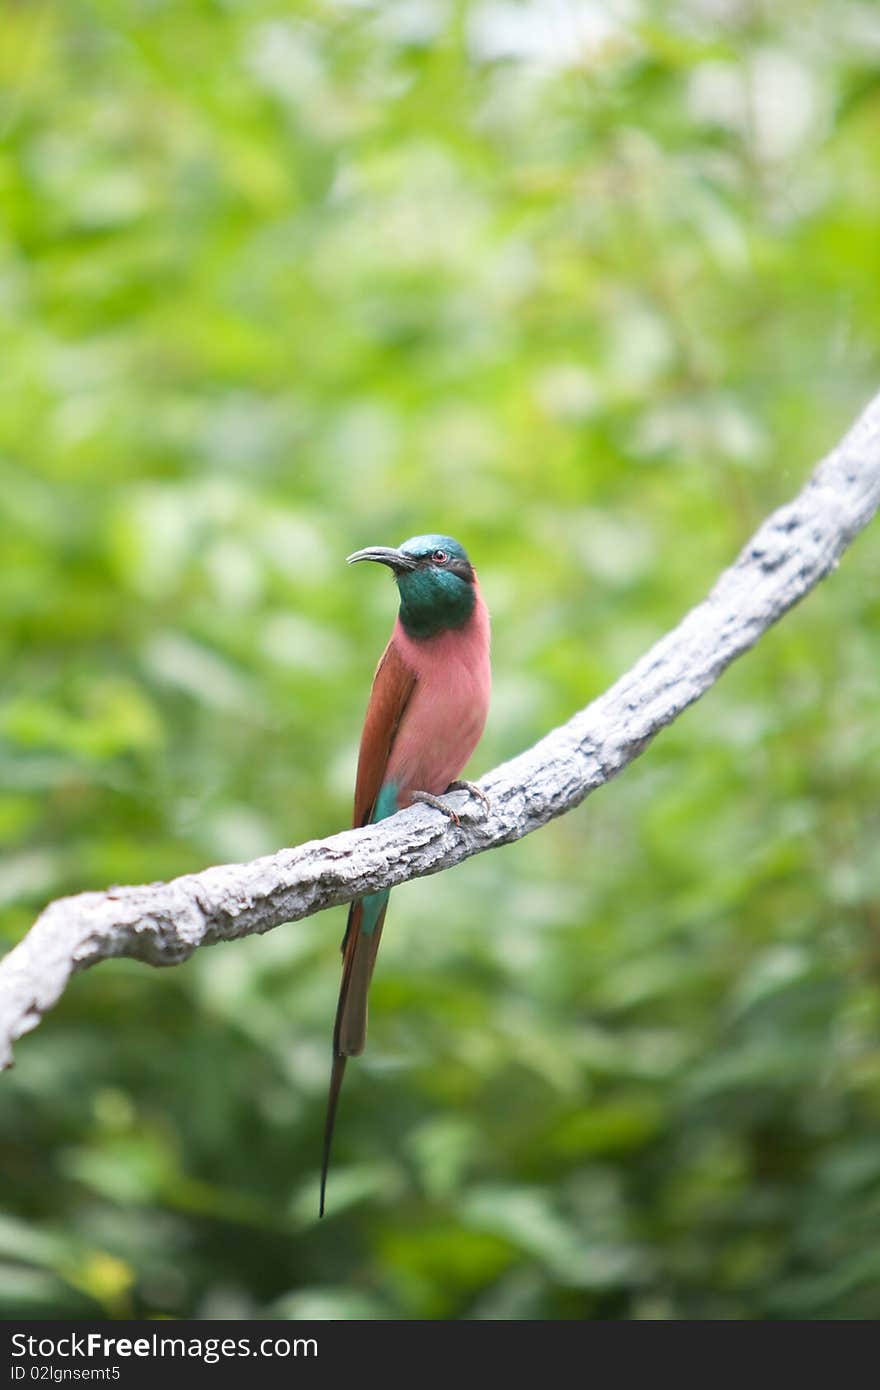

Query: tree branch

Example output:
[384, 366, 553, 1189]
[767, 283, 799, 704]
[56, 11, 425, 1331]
[3, 389, 880, 1070]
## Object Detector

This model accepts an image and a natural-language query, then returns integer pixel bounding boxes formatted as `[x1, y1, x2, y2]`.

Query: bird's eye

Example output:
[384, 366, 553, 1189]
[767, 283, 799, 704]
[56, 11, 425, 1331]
[432, 549, 448, 564]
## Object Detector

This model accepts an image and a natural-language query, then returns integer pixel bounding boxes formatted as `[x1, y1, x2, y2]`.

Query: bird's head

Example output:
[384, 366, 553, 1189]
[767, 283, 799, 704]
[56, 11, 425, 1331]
[347, 534, 476, 638]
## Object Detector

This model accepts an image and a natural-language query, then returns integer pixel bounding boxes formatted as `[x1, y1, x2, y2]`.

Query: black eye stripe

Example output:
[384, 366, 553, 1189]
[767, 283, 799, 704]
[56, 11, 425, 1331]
[410, 551, 474, 582]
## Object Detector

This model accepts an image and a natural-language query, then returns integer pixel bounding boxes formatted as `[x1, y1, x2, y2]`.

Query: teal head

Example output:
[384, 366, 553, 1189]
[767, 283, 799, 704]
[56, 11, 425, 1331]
[347, 534, 476, 639]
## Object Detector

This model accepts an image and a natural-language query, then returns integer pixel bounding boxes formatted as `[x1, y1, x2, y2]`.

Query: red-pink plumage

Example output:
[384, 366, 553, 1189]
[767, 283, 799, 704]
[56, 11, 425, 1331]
[320, 540, 491, 1216]
[385, 581, 491, 805]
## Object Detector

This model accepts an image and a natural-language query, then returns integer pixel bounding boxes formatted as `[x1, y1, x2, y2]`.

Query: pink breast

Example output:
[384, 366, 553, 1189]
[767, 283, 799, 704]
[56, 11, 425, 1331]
[386, 586, 491, 803]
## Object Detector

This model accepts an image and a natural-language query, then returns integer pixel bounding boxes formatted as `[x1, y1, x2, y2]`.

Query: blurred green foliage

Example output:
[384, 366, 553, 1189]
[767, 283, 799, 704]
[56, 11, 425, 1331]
[2, 0, 880, 1320]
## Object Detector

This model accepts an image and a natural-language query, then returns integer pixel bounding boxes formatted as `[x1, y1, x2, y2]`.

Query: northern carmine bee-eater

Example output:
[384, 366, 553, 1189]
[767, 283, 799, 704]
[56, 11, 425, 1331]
[320, 534, 491, 1216]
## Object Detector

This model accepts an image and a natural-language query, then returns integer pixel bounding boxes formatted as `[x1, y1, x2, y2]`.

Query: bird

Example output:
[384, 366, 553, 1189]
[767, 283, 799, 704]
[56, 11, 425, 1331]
[319, 534, 491, 1217]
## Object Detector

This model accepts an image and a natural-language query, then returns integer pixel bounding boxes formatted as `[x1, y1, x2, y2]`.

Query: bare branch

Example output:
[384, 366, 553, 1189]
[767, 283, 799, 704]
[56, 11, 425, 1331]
[3, 389, 880, 1070]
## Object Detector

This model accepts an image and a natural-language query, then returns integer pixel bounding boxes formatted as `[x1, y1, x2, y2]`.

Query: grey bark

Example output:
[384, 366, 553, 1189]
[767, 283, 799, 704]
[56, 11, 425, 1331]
[2, 389, 880, 1070]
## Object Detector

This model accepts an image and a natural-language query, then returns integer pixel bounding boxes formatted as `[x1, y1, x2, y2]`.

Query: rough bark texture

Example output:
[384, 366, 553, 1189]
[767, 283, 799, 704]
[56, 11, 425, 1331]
[2, 389, 880, 1070]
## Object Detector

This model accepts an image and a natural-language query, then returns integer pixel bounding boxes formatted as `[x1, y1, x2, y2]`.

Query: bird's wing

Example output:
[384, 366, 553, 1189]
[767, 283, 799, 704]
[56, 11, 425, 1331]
[352, 635, 418, 828]
[342, 633, 417, 991]
[320, 637, 417, 1216]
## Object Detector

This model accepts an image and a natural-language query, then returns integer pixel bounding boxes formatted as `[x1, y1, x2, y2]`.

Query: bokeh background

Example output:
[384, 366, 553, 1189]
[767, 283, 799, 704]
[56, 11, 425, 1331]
[2, 0, 880, 1320]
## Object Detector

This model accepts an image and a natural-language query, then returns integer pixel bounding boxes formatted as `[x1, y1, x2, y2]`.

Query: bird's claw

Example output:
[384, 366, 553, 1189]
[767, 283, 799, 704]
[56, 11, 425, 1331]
[409, 781, 490, 826]
[409, 790, 461, 825]
[446, 779, 491, 815]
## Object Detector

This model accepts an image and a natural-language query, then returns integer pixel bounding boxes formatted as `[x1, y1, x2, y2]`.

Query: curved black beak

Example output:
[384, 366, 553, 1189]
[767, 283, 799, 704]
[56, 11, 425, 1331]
[346, 546, 417, 572]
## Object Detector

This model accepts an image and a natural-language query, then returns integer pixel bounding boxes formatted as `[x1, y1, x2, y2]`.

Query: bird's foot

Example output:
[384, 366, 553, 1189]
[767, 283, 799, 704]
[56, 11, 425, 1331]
[409, 781, 491, 826]
[446, 779, 491, 815]
[409, 789, 462, 826]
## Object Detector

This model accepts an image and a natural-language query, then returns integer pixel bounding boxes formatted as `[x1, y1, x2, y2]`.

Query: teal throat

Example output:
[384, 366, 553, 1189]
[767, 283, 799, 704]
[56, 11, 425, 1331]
[397, 568, 475, 639]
